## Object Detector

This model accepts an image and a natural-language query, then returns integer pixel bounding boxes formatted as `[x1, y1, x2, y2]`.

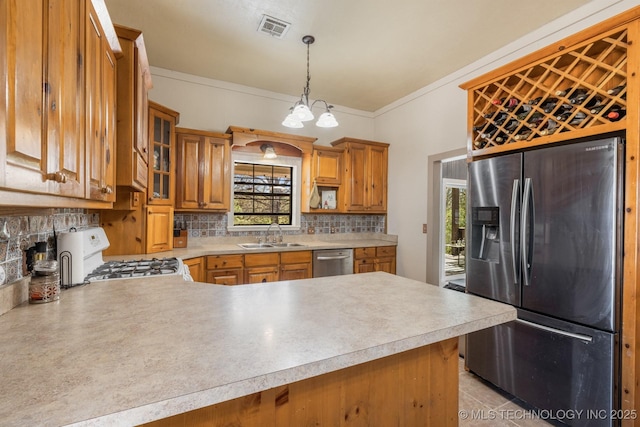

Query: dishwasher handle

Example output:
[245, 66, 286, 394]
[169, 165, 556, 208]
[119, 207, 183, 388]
[316, 255, 351, 261]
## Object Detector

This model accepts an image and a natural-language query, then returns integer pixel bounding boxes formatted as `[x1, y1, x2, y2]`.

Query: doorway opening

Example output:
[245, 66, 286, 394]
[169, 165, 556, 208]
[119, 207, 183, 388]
[441, 178, 466, 284]
[426, 150, 467, 288]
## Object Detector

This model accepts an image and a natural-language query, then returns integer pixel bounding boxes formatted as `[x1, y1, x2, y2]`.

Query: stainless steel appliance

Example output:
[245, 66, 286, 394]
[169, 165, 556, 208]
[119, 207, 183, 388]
[312, 249, 354, 277]
[57, 227, 191, 287]
[466, 135, 624, 426]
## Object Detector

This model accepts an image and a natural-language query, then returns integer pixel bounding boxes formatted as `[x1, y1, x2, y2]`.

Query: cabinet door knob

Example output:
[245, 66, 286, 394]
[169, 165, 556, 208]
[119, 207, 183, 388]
[101, 185, 113, 194]
[46, 171, 68, 183]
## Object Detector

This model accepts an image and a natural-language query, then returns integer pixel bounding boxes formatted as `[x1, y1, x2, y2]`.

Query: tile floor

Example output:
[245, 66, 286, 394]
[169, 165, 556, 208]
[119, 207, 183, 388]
[458, 357, 564, 426]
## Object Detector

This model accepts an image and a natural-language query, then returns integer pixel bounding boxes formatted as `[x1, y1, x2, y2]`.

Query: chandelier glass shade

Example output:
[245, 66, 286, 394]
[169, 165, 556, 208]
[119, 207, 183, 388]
[282, 35, 338, 129]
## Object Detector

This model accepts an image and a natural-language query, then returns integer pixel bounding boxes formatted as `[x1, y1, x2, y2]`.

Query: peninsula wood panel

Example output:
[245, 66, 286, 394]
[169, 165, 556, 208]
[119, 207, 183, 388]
[141, 337, 459, 427]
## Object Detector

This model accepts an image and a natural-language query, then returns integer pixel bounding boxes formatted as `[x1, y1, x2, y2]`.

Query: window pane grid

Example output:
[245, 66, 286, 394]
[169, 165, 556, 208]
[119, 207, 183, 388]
[233, 162, 293, 225]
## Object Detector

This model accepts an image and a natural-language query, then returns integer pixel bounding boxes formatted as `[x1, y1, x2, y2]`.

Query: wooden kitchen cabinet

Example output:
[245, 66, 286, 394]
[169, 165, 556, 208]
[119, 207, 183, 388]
[244, 253, 279, 284]
[175, 128, 232, 211]
[206, 255, 244, 285]
[0, 0, 119, 207]
[145, 205, 174, 253]
[147, 101, 179, 205]
[114, 24, 152, 191]
[183, 257, 204, 282]
[0, 0, 92, 199]
[312, 147, 342, 185]
[100, 198, 174, 255]
[331, 138, 389, 213]
[86, 0, 117, 202]
[280, 251, 312, 281]
[354, 246, 396, 274]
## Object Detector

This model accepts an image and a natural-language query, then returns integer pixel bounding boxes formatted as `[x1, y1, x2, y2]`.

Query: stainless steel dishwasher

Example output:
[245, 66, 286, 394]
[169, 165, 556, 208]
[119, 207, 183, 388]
[312, 249, 354, 277]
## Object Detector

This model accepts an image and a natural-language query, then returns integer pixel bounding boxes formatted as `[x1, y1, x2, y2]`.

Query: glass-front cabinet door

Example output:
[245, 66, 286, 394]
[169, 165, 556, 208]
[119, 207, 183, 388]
[147, 101, 179, 205]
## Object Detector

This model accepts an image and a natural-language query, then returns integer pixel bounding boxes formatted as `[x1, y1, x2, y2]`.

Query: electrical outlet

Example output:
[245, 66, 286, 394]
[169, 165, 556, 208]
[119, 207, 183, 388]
[307, 227, 315, 234]
[422, 224, 427, 234]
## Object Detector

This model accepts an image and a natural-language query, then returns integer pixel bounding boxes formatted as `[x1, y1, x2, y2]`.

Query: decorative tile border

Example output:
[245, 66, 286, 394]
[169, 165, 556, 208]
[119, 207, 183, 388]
[174, 213, 386, 238]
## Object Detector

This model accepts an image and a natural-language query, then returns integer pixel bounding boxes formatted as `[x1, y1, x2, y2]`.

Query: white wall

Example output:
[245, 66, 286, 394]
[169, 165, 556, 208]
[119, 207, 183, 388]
[376, 0, 636, 282]
[147, 68, 375, 146]
[148, 0, 639, 283]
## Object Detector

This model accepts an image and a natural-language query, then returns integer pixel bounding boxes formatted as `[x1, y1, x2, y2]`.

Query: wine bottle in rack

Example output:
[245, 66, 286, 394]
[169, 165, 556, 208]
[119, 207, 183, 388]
[528, 96, 544, 105]
[583, 96, 603, 109]
[527, 112, 545, 127]
[480, 125, 499, 139]
[504, 118, 520, 132]
[513, 127, 532, 141]
[515, 104, 533, 119]
[539, 119, 559, 135]
[555, 87, 574, 96]
[607, 84, 626, 96]
[568, 88, 589, 104]
[606, 105, 626, 121]
[494, 132, 509, 144]
[493, 97, 520, 110]
[568, 111, 588, 125]
[590, 104, 607, 114]
[540, 97, 559, 113]
[485, 111, 508, 124]
[555, 104, 575, 120]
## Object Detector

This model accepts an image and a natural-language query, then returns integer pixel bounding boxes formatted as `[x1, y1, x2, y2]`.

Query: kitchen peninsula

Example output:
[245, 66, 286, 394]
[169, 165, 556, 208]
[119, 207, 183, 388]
[0, 272, 515, 426]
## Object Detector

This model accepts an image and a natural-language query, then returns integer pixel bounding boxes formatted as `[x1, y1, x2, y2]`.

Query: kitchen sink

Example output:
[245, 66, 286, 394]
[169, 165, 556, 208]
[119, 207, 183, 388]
[270, 242, 306, 248]
[237, 243, 274, 249]
[237, 242, 307, 249]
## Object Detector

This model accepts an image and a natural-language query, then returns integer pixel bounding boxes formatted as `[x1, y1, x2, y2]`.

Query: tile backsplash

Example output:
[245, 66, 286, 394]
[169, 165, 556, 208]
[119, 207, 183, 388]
[0, 209, 100, 285]
[174, 213, 386, 238]
[0, 209, 384, 286]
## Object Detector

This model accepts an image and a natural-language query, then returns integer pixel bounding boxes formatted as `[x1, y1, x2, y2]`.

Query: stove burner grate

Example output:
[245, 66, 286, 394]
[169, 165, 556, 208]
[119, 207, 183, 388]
[84, 257, 181, 281]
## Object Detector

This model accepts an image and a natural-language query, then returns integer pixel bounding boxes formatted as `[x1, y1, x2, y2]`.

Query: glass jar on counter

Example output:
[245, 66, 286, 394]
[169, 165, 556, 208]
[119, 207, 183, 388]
[29, 260, 60, 304]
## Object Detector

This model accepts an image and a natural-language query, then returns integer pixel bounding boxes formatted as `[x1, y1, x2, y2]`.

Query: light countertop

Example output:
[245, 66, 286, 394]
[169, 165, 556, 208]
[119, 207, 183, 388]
[0, 272, 515, 426]
[104, 232, 398, 261]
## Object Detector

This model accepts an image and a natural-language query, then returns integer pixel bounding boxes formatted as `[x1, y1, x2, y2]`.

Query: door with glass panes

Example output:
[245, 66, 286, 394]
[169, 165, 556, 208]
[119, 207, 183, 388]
[147, 101, 178, 205]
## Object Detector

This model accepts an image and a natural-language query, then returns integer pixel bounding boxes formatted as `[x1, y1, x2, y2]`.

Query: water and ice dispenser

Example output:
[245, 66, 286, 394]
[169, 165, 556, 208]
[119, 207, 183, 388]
[471, 207, 500, 262]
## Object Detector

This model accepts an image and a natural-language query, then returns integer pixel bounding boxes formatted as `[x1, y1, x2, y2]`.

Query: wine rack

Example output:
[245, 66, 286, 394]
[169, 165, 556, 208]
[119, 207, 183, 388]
[463, 26, 628, 156]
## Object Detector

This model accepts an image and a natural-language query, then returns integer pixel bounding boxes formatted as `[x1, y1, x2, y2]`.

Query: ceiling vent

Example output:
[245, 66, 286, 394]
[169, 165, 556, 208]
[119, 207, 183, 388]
[258, 15, 291, 39]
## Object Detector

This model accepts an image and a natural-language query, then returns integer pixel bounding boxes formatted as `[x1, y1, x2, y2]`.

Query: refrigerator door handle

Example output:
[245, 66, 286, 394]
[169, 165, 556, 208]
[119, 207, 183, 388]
[510, 179, 520, 283]
[515, 319, 593, 343]
[521, 178, 533, 286]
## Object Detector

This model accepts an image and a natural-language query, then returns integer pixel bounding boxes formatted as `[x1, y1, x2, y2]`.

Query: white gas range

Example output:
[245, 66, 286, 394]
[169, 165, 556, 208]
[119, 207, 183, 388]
[57, 227, 191, 288]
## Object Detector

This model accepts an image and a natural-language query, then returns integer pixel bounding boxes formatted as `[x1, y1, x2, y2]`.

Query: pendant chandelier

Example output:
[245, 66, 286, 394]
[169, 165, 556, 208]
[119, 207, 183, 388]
[282, 35, 338, 129]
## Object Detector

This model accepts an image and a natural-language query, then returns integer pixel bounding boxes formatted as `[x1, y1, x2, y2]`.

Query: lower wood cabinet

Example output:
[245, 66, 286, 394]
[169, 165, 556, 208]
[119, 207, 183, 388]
[354, 246, 396, 274]
[206, 255, 244, 285]
[203, 251, 313, 285]
[183, 257, 204, 282]
[244, 253, 280, 284]
[99, 193, 174, 255]
[280, 251, 312, 281]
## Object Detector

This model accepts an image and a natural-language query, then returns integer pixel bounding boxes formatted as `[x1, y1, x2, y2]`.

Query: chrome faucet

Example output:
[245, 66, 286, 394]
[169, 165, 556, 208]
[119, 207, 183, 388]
[266, 222, 283, 243]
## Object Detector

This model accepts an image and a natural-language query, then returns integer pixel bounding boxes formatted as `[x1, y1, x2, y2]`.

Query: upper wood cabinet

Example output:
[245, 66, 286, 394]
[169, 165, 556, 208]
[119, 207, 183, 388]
[114, 24, 152, 191]
[86, 1, 117, 202]
[147, 101, 179, 206]
[0, 0, 87, 199]
[0, 0, 120, 207]
[311, 147, 342, 185]
[175, 128, 232, 211]
[331, 138, 389, 213]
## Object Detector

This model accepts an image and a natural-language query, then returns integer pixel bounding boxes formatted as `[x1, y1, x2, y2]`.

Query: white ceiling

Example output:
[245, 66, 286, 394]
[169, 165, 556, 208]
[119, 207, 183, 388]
[104, 0, 592, 112]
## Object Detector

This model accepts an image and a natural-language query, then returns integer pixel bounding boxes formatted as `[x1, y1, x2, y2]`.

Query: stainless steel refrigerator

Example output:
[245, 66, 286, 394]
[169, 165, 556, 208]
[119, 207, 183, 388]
[466, 135, 624, 426]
